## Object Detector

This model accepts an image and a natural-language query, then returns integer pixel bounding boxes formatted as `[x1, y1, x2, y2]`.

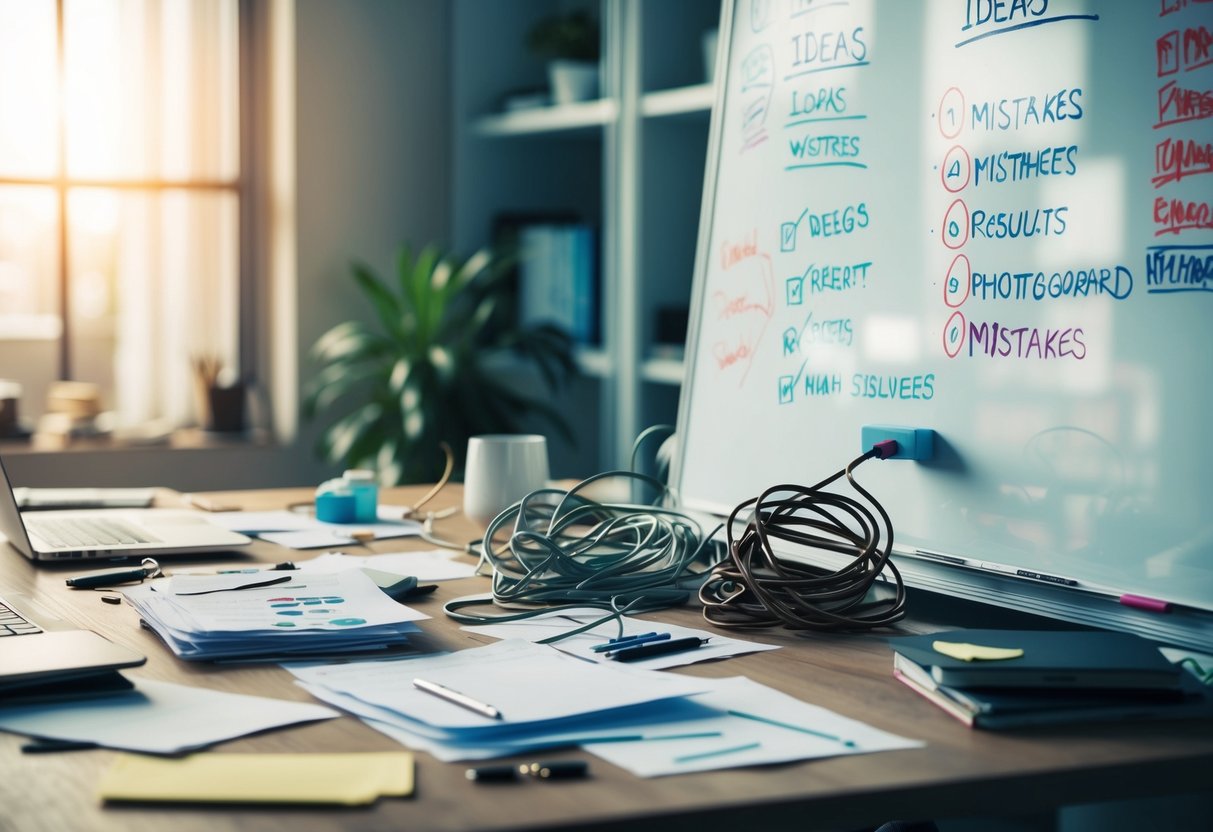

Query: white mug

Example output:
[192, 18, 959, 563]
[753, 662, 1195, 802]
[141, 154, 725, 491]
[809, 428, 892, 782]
[463, 434, 550, 527]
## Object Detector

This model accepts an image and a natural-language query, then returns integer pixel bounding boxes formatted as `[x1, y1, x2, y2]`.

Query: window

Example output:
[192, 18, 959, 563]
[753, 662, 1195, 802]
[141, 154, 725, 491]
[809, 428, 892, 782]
[0, 0, 247, 434]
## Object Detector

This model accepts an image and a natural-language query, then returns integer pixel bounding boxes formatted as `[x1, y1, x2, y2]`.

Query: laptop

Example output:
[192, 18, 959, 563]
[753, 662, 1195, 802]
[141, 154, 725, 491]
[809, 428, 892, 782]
[0, 592, 145, 692]
[0, 453, 252, 561]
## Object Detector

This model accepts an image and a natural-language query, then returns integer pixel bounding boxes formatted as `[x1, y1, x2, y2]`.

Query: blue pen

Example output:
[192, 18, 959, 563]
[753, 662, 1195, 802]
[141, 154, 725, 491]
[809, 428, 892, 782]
[605, 631, 657, 645]
[592, 632, 671, 653]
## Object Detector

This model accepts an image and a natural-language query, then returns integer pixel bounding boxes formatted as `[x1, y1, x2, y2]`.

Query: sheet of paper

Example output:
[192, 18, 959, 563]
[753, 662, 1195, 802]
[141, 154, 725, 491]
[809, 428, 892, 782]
[206, 509, 422, 547]
[297, 550, 478, 581]
[0, 678, 338, 754]
[296, 681, 720, 761]
[146, 570, 430, 632]
[97, 751, 413, 805]
[288, 639, 712, 731]
[462, 610, 781, 669]
[582, 675, 923, 777]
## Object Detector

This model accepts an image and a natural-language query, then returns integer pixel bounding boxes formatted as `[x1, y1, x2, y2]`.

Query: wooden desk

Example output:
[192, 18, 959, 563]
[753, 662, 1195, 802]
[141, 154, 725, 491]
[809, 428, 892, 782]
[2, 485, 1211, 832]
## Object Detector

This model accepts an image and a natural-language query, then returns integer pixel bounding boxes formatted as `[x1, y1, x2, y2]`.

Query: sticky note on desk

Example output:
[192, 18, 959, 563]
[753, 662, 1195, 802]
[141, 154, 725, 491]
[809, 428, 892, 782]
[97, 751, 414, 805]
[932, 640, 1024, 662]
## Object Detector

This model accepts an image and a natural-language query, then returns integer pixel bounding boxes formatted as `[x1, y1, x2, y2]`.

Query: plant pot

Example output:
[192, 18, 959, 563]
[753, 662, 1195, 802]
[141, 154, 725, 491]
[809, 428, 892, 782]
[548, 60, 599, 105]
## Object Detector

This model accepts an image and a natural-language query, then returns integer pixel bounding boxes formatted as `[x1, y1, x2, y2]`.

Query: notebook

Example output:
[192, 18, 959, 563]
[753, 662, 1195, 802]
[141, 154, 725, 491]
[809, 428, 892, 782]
[889, 629, 1182, 690]
[892, 652, 1212, 730]
[0, 592, 145, 691]
[0, 453, 251, 561]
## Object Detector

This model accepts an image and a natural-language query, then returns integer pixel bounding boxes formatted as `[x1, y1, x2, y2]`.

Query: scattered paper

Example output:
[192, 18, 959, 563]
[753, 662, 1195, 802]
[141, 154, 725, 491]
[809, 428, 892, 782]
[289, 639, 712, 731]
[0, 678, 338, 755]
[296, 550, 478, 581]
[932, 640, 1025, 662]
[97, 751, 413, 805]
[462, 609, 780, 669]
[205, 509, 422, 549]
[583, 676, 923, 777]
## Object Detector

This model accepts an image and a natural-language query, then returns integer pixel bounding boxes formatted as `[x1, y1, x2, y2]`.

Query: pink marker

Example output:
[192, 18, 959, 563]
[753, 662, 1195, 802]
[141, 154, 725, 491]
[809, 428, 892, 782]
[1119, 594, 1171, 614]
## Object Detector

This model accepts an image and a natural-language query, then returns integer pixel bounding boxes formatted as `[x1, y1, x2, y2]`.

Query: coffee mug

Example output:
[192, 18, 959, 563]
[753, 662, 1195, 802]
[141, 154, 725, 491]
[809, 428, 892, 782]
[463, 434, 550, 527]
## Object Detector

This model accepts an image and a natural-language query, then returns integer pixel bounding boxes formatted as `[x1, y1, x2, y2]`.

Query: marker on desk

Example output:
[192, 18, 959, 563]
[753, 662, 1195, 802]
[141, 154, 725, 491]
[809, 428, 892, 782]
[978, 562, 1077, 587]
[1120, 594, 1171, 613]
[610, 637, 709, 663]
[413, 678, 502, 720]
[592, 632, 671, 653]
[1014, 569, 1078, 587]
[519, 760, 590, 780]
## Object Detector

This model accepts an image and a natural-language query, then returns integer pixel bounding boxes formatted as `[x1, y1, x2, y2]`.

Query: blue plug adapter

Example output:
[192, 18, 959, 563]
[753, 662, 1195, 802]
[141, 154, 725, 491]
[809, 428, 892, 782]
[861, 425, 935, 461]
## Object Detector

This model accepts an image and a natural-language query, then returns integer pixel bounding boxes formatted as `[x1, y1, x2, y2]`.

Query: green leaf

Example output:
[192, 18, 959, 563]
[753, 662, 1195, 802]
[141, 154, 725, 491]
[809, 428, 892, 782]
[351, 262, 404, 342]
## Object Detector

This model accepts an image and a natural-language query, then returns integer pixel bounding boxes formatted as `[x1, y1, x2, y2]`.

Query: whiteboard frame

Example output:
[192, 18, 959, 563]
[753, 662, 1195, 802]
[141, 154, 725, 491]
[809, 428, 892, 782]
[671, 0, 1212, 651]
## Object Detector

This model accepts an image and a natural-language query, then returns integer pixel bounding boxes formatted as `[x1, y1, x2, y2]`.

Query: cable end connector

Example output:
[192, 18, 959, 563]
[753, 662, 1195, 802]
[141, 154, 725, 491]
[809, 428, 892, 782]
[860, 426, 936, 461]
[872, 439, 900, 460]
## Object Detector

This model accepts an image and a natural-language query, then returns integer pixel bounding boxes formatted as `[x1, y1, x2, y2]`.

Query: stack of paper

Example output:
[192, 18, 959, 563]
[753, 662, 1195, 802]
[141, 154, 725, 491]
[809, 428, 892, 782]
[287, 640, 921, 774]
[124, 570, 428, 661]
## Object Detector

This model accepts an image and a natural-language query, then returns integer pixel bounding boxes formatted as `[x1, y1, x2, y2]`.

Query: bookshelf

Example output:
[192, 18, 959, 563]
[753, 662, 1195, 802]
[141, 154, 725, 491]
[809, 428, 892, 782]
[452, 0, 719, 475]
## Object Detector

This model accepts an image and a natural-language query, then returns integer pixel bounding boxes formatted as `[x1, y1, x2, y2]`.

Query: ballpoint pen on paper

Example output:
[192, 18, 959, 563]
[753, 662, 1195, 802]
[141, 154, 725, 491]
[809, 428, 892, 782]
[610, 637, 710, 663]
[592, 632, 671, 653]
[413, 678, 503, 720]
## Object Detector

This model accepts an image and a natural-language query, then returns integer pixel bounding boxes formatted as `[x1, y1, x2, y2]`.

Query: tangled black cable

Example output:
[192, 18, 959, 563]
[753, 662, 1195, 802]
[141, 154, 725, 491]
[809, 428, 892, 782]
[444, 471, 723, 640]
[699, 445, 906, 632]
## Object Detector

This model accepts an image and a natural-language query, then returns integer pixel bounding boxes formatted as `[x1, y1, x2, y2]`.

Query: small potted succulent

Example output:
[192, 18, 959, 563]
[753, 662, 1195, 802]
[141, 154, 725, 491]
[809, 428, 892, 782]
[527, 9, 601, 105]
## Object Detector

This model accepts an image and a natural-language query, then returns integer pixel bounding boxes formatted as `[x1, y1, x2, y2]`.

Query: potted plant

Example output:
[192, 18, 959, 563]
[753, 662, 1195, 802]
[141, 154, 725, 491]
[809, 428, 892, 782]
[303, 244, 576, 484]
[527, 9, 600, 105]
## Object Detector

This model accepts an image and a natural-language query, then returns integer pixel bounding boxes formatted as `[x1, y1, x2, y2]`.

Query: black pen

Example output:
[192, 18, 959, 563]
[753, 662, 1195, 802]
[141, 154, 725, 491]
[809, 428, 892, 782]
[65, 559, 160, 589]
[610, 636, 709, 663]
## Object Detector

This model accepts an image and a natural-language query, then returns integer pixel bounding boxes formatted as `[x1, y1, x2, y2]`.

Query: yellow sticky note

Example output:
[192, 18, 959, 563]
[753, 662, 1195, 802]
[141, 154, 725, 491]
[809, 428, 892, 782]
[97, 751, 414, 805]
[932, 640, 1025, 662]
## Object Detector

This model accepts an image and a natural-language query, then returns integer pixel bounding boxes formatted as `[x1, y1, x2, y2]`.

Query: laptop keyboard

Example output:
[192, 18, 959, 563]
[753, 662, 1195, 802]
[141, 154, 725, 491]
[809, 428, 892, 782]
[0, 599, 42, 637]
[25, 516, 160, 549]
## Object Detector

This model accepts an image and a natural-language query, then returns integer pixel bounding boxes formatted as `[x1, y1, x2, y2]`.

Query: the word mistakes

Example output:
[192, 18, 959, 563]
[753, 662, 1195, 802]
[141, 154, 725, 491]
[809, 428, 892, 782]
[972, 145, 1078, 188]
[971, 205, 1068, 240]
[968, 320, 1087, 360]
[1145, 246, 1213, 294]
[970, 265, 1133, 302]
[969, 88, 1084, 133]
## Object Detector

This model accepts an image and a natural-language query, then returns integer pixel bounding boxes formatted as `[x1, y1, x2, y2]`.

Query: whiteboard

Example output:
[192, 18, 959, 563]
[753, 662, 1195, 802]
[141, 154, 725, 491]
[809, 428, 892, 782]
[674, 0, 1213, 648]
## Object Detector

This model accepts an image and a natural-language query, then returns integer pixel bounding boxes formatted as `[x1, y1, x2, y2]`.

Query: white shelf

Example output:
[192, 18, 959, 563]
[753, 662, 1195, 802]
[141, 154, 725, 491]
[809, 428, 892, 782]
[575, 347, 614, 379]
[640, 83, 715, 118]
[474, 99, 617, 137]
[641, 356, 685, 386]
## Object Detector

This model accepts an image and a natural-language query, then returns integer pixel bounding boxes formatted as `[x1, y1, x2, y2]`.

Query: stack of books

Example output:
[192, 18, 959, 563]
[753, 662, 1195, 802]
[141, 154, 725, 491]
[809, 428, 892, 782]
[519, 223, 599, 344]
[890, 629, 1211, 729]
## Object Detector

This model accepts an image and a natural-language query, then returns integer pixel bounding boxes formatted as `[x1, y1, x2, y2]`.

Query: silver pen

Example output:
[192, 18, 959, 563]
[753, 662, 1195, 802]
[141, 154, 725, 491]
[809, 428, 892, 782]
[413, 678, 503, 720]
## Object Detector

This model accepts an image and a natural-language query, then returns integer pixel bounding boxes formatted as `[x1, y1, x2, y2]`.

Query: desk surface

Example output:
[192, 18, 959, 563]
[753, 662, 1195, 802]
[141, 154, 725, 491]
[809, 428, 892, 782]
[2, 484, 1211, 832]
